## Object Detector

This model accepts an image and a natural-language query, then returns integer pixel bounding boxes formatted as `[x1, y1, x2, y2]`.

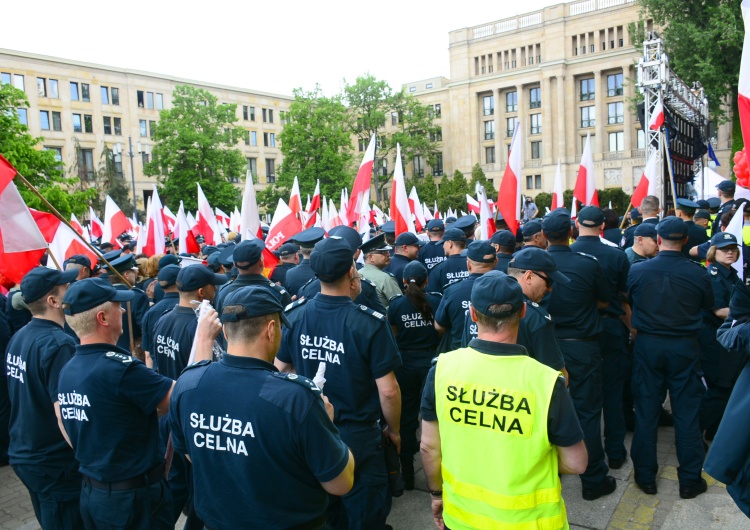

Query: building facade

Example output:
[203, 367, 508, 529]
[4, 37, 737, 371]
[0, 48, 292, 212]
[403, 0, 732, 200]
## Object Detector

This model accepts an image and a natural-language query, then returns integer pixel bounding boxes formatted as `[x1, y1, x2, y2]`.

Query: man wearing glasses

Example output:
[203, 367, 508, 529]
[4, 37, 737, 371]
[359, 234, 402, 309]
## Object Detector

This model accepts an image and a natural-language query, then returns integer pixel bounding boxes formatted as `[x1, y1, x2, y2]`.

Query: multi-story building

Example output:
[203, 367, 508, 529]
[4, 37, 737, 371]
[402, 0, 732, 199]
[0, 48, 292, 212]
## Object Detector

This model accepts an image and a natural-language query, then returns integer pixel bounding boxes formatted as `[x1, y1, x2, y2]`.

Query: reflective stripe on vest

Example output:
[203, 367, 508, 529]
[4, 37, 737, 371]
[435, 348, 566, 530]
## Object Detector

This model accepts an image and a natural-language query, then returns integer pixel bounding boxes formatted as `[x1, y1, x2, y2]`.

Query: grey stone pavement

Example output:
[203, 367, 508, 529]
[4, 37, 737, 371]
[0, 427, 748, 529]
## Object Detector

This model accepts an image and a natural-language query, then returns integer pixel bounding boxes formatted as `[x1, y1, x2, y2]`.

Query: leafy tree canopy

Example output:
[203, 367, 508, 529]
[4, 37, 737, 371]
[469, 163, 497, 198]
[437, 170, 471, 213]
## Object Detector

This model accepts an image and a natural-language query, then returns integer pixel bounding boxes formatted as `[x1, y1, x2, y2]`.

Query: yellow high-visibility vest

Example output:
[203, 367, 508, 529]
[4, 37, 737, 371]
[434, 347, 567, 530]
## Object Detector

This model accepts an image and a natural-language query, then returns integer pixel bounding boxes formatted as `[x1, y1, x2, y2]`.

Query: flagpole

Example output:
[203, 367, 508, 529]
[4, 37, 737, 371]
[13, 171, 132, 288]
[619, 203, 633, 229]
[45, 248, 62, 270]
[662, 128, 679, 209]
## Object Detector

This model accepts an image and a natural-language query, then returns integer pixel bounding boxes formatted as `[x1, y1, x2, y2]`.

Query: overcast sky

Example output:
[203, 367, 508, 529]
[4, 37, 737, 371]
[1, 0, 563, 97]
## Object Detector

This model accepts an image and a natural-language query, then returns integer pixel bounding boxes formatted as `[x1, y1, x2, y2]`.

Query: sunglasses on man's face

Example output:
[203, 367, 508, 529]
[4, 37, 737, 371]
[531, 270, 553, 288]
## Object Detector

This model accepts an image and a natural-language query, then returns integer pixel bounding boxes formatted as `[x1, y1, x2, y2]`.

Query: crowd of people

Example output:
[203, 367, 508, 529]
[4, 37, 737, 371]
[1, 178, 749, 529]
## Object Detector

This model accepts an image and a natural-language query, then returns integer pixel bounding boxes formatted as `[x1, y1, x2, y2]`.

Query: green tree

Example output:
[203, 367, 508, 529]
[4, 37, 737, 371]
[278, 85, 354, 200]
[256, 184, 288, 216]
[94, 144, 134, 218]
[469, 163, 497, 198]
[145, 85, 245, 212]
[404, 175, 438, 207]
[437, 169, 471, 212]
[534, 192, 552, 214]
[0, 83, 94, 217]
[597, 188, 630, 214]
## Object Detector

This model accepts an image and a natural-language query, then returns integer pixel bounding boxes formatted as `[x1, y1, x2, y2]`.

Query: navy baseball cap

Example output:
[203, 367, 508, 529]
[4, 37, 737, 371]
[292, 227, 326, 248]
[217, 242, 236, 267]
[159, 254, 181, 269]
[157, 264, 181, 287]
[380, 221, 396, 234]
[233, 239, 264, 268]
[394, 232, 425, 247]
[470, 271, 524, 318]
[63, 277, 134, 315]
[427, 219, 445, 231]
[630, 208, 642, 221]
[329, 226, 362, 254]
[717, 180, 736, 192]
[22, 267, 78, 304]
[542, 209, 572, 238]
[707, 197, 721, 209]
[466, 241, 497, 263]
[402, 261, 429, 283]
[675, 198, 699, 213]
[206, 253, 223, 272]
[490, 230, 516, 247]
[438, 228, 467, 243]
[445, 216, 457, 224]
[634, 223, 657, 240]
[711, 232, 739, 248]
[101, 249, 122, 264]
[64, 254, 91, 269]
[221, 286, 291, 327]
[453, 215, 477, 234]
[656, 216, 688, 240]
[276, 243, 299, 257]
[509, 247, 570, 284]
[176, 265, 228, 292]
[694, 209, 711, 220]
[310, 237, 355, 282]
[522, 220, 543, 238]
[202, 245, 220, 257]
[696, 200, 710, 209]
[359, 233, 392, 253]
[577, 206, 605, 228]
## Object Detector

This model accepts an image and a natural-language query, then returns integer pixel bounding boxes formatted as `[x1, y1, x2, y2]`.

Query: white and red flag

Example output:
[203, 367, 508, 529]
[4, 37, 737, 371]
[196, 183, 221, 245]
[409, 187, 426, 232]
[552, 160, 564, 210]
[175, 201, 200, 255]
[433, 201, 440, 220]
[32, 211, 98, 271]
[390, 144, 416, 236]
[328, 199, 343, 229]
[466, 194, 480, 215]
[631, 148, 659, 208]
[240, 170, 262, 240]
[305, 180, 321, 229]
[143, 186, 166, 257]
[102, 195, 131, 246]
[649, 95, 665, 131]
[289, 176, 303, 219]
[321, 197, 330, 231]
[265, 199, 302, 252]
[162, 205, 177, 233]
[726, 200, 746, 280]
[346, 134, 376, 224]
[497, 124, 523, 235]
[215, 207, 231, 229]
[372, 204, 385, 226]
[740, 1, 750, 168]
[88, 206, 103, 240]
[422, 203, 434, 222]
[574, 132, 599, 207]
[477, 186, 496, 240]
[70, 213, 84, 236]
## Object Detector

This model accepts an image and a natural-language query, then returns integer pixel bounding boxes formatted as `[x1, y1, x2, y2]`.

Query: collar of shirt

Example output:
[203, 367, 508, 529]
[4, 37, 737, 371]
[75, 343, 132, 356]
[163, 292, 179, 299]
[467, 338, 529, 357]
[172, 306, 196, 316]
[547, 246, 572, 253]
[236, 274, 269, 284]
[712, 263, 738, 279]
[575, 235, 600, 243]
[655, 250, 684, 259]
[220, 353, 277, 371]
[29, 317, 64, 330]
[314, 294, 354, 306]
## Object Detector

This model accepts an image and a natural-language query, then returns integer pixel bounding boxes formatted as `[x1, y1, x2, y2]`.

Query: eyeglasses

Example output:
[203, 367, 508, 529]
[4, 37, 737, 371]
[530, 270, 554, 288]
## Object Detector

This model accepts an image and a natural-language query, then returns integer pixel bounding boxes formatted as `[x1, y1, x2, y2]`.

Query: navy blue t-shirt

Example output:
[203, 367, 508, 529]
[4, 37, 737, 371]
[151, 306, 198, 379]
[57, 344, 173, 482]
[215, 274, 292, 318]
[384, 254, 412, 291]
[387, 291, 442, 366]
[141, 292, 179, 354]
[285, 259, 316, 298]
[5, 318, 77, 469]
[419, 241, 446, 271]
[169, 355, 350, 529]
[298, 277, 387, 315]
[571, 235, 630, 316]
[435, 274, 481, 350]
[428, 255, 469, 294]
[494, 253, 512, 273]
[277, 295, 402, 424]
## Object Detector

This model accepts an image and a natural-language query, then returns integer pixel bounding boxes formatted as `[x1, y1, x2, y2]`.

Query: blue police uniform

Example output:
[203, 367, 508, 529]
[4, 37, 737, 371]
[384, 254, 412, 290]
[603, 227, 623, 246]
[494, 253, 513, 273]
[58, 344, 174, 529]
[427, 255, 468, 294]
[435, 274, 482, 351]
[683, 220, 709, 260]
[622, 218, 658, 249]
[151, 307, 198, 379]
[546, 245, 611, 490]
[277, 294, 402, 530]
[5, 318, 82, 528]
[214, 274, 291, 317]
[713, 200, 735, 235]
[628, 250, 713, 491]
[387, 291, 442, 458]
[111, 282, 150, 352]
[286, 258, 316, 296]
[269, 261, 296, 290]
[169, 355, 350, 529]
[418, 241, 446, 271]
[571, 235, 631, 466]
[298, 276, 387, 315]
[141, 292, 179, 354]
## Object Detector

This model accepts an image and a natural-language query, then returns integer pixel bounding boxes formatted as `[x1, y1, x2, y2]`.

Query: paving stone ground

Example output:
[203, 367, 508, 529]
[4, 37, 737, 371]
[0, 426, 747, 529]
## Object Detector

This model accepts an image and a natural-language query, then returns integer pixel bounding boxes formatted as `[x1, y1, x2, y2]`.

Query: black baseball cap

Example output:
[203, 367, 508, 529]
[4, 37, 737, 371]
[490, 230, 516, 247]
[717, 180, 736, 192]
[471, 271, 524, 318]
[329, 226, 362, 254]
[233, 239, 264, 269]
[221, 286, 291, 327]
[159, 254, 182, 269]
[176, 265, 228, 291]
[426, 219, 445, 231]
[577, 206, 605, 228]
[466, 241, 497, 263]
[634, 223, 657, 240]
[22, 267, 78, 304]
[542, 209, 572, 238]
[394, 232, 425, 247]
[694, 209, 711, 221]
[402, 261, 428, 283]
[310, 237, 355, 282]
[522, 220, 543, 238]
[157, 264, 181, 287]
[656, 216, 688, 240]
[711, 232, 739, 248]
[438, 228, 467, 243]
[509, 247, 570, 284]
[64, 255, 92, 269]
[63, 277, 135, 315]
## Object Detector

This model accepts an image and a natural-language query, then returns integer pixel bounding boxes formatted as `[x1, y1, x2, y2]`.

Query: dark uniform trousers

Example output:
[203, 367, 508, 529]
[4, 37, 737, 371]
[599, 317, 629, 461]
[558, 338, 608, 488]
[327, 422, 391, 530]
[394, 353, 432, 457]
[12, 460, 82, 529]
[80, 476, 173, 530]
[631, 334, 705, 486]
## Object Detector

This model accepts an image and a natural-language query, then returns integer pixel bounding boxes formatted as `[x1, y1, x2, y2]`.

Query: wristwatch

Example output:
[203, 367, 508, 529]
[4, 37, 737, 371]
[430, 489, 443, 497]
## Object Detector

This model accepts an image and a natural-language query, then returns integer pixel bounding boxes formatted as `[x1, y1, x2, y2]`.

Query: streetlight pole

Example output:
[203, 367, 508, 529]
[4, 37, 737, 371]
[113, 137, 149, 218]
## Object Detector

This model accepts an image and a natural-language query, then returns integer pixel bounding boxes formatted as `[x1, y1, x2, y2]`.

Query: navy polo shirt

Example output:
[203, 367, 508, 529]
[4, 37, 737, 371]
[151, 306, 198, 379]
[387, 292, 442, 365]
[112, 283, 149, 351]
[57, 343, 173, 482]
[141, 292, 179, 354]
[285, 259, 316, 297]
[494, 253, 513, 273]
[435, 274, 482, 350]
[420, 339, 583, 447]
[384, 254, 412, 291]
[571, 235, 630, 317]
[546, 246, 610, 338]
[628, 250, 715, 335]
[277, 294, 402, 424]
[428, 255, 469, 294]
[603, 227, 623, 247]
[419, 241, 446, 271]
[269, 262, 296, 290]
[298, 277, 387, 315]
[704, 264, 738, 327]
[683, 221, 709, 260]
[5, 318, 77, 469]
[169, 354, 350, 529]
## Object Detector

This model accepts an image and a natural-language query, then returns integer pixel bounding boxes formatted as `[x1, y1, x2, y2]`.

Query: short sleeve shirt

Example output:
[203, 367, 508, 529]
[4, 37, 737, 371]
[151, 306, 198, 379]
[141, 292, 179, 354]
[419, 241, 446, 271]
[387, 292, 442, 365]
[435, 274, 481, 350]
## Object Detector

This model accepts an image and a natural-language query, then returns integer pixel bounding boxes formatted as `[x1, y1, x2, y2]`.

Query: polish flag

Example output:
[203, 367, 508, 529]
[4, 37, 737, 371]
[265, 199, 302, 253]
[359, 196, 373, 236]
[196, 183, 221, 245]
[390, 144, 416, 236]
[240, 170, 262, 240]
[328, 199, 343, 229]
[434, 201, 441, 219]
[143, 186, 166, 257]
[422, 203, 434, 222]
[552, 160, 564, 210]
[186, 211, 197, 232]
[497, 124, 523, 235]
[409, 187, 426, 232]
[372, 204, 386, 226]
[175, 201, 200, 255]
[571, 198, 578, 220]
[0, 156, 50, 283]
[631, 148, 659, 208]
[726, 200, 746, 280]
[230, 207, 241, 233]
[305, 180, 321, 229]
[215, 207, 231, 229]
[740, 1, 750, 169]
[346, 134, 376, 224]
[162, 205, 177, 233]
[102, 195, 131, 246]
[321, 197, 330, 231]
[574, 132, 599, 207]
[339, 189, 348, 227]
[70, 213, 84, 236]
[466, 194, 480, 215]
[34, 212, 98, 271]
[477, 186, 496, 240]
[649, 95, 665, 131]
[289, 176, 303, 218]
[89, 206, 103, 240]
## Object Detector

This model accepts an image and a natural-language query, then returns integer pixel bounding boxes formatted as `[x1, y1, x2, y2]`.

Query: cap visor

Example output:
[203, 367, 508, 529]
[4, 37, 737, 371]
[59, 269, 80, 284]
[111, 289, 136, 303]
[212, 274, 229, 286]
[549, 270, 571, 285]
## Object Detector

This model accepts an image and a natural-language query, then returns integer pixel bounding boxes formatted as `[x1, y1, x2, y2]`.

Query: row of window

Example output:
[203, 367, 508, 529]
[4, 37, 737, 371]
[482, 88, 540, 116]
[242, 131, 276, 148]
[45, 146, 150, 181]
[571, 24, 627, 57]
[578, 102, 625, 128]
[474, 43, 543, 76]
[241, 106, 280, 124]
[483, 116, 540, 139]
[246, 158, 277, 183]
[580, 74, 623, 101]
[411, 153, 444, 178]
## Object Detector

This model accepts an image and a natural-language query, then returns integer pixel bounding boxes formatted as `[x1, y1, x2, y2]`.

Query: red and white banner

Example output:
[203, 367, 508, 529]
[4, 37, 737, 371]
[409, 187, 426, 232]
[30, 209, 97, 271]
[631, 148, 659, 208]
[346, 134, 376, 224]
[466, 194, 480, 215]
[305, 180, 321, 229]
[574, 132, 599, 207]
[289, 176, 303, 218]
[328, 199, 343, 229]
[215, 207, 231, 229]
[162, 205, 177, 233]
[552, 160, 564, 210]
[102, 195, 131, 246]
[265, 199, 302, 252]
[422, 203, 434, 222]
[649, 95, 665, 131]
[477, 186, 496, 240]
[143, 186, 166, 257]
[433, 201, 440, 220]
[88, 206, 103, 240]
[196, 183, 221, 245]
[175, 201, 200, 255]
[740, 1, 750, 169]
[390, 144, 416, 236]
[497, 124, 523, 234]
[321, 197, 331, 231]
